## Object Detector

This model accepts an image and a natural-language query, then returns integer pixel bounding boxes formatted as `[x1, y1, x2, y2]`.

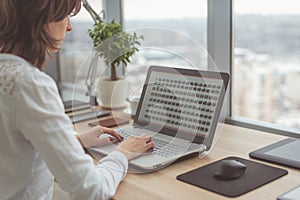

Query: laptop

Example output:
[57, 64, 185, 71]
[89, 66, 229, 171]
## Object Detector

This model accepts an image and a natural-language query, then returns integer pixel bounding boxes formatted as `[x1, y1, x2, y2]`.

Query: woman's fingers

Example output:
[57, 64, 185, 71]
[77, 126, 123, 148]
[99, 126, 123, 141]
[96, 137, 118, 146]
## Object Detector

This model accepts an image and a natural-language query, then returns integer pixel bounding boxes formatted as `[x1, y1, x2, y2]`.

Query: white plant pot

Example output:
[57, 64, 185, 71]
[98, 77, 128, 109]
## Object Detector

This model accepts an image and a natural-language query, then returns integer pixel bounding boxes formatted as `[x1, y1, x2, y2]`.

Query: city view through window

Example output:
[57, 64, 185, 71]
[233, 0, 300, 129]
[59, 1, 300, 130]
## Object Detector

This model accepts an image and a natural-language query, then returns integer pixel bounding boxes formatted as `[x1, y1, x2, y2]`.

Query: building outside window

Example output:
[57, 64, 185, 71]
[233, 0, 300, 131]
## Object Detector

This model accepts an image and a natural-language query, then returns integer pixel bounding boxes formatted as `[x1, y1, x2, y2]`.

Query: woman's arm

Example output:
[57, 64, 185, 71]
[14, 70, 127, 200]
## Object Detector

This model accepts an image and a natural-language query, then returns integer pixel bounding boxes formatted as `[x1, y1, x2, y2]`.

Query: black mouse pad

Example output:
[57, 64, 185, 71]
[176, 156, 288, 197]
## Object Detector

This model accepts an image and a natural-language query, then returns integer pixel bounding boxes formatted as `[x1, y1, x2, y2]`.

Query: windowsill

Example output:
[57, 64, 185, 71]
[225, 116, 300, 139]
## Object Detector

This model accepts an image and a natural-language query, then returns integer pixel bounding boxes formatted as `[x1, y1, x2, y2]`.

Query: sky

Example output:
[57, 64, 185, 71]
[123, 0, 207, 19]
[73, 0, 300, 22]
[234, 0, 300, 15]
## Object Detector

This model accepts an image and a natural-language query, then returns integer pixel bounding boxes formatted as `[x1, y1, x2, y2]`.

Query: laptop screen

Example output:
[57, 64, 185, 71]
[134, 66, 229, 149]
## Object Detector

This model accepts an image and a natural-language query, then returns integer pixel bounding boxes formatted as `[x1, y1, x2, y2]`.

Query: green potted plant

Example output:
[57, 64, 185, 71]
[82, 0, 143, 108]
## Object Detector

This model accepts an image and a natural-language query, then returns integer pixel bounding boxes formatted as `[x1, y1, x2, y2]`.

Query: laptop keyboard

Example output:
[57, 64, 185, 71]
[117, 129, 187, 158]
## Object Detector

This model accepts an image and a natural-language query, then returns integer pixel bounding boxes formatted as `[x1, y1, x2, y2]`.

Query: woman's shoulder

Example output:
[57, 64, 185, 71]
[0, 53, 42, 76]
[0, 54, 55, 95]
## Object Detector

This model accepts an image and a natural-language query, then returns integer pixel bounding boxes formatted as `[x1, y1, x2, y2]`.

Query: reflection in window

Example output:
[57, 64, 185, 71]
[233, 0, 300, 129]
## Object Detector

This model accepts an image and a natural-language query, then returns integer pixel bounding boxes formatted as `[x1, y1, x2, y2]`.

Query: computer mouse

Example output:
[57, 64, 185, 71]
[214, 159, 247, 181]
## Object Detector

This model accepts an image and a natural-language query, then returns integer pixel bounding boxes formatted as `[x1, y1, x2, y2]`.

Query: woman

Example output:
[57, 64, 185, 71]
[0, 0, 154, 199]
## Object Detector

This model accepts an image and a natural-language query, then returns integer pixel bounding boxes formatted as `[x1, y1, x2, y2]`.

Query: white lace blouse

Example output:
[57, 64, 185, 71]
[0, 54, 128, 200]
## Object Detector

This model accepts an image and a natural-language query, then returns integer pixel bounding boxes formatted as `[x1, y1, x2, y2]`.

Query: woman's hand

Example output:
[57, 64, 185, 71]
[116, 134, 155, 160]
[76, 126, 122, 148]
[76, 126, 155, 160]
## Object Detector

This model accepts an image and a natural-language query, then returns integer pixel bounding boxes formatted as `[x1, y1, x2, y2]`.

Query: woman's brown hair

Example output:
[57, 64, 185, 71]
[0, 0, 81, 69]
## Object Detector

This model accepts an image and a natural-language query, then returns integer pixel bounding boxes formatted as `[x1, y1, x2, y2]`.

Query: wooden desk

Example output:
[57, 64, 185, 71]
[75, 118, 300, 200]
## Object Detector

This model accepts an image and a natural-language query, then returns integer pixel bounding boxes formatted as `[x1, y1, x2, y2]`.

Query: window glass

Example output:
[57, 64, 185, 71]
[233, 0, 300, 129]
[123, 0, 207, 97]
[59, 0, 102, 100]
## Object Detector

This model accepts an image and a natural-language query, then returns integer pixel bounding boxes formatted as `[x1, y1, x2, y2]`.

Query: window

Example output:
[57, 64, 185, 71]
[57, 0, 300, 136]
[122, 0, 207, 97]
[233, 0, 300, 132]
[58, 0, 102, 100]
